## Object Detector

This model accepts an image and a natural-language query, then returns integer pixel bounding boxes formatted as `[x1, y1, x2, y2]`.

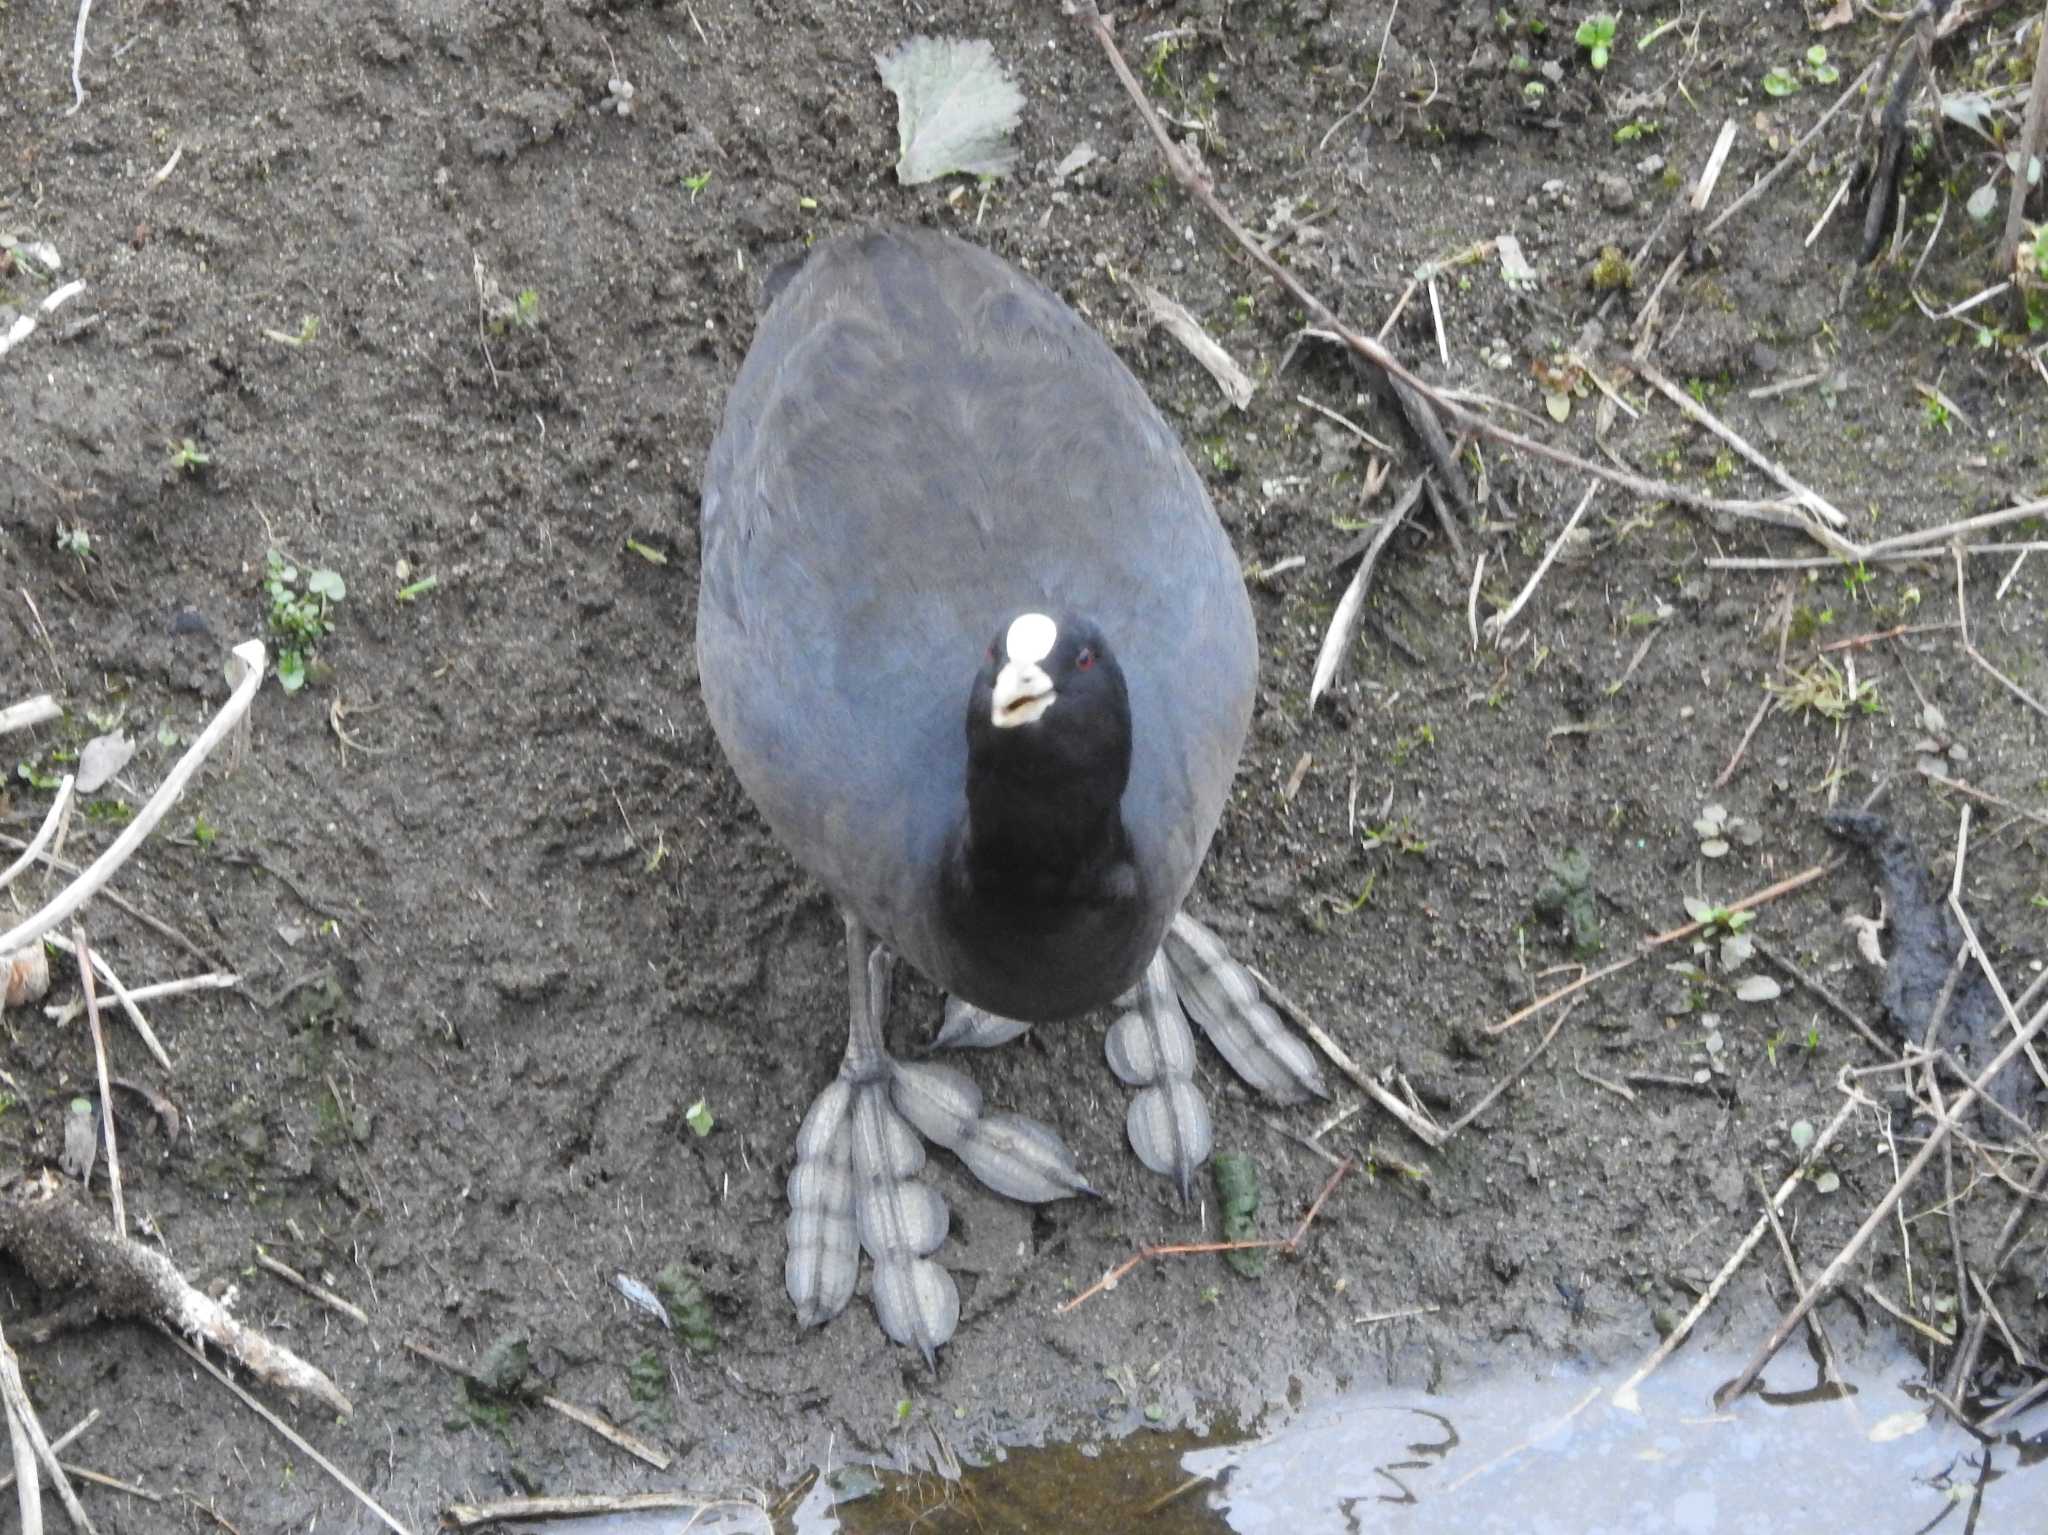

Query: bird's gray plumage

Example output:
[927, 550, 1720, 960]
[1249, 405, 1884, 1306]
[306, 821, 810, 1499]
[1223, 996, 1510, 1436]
[698, 228, 1255, 1020]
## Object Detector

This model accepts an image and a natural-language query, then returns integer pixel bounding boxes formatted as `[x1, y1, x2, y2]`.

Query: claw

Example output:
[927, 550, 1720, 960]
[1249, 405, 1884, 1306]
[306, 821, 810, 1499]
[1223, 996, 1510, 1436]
[1167, 913, 1328, 1104]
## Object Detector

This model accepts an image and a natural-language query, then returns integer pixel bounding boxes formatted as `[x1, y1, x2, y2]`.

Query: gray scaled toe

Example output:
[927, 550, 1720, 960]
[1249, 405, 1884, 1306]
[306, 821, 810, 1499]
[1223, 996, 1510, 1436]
[1167, 912, 1328, 1104]
[846, 1066, 958, 1363]
[891, 1058, 1096, 1202]
[1105, 951, 1213, 1202]
[785, 1079, 860, 1329]
[932, 996, 1035, 1051]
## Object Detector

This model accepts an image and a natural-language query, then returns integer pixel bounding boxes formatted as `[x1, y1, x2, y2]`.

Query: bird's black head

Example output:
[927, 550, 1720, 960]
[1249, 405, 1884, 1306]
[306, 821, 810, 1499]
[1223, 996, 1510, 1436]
[965, 612, 1132, 812]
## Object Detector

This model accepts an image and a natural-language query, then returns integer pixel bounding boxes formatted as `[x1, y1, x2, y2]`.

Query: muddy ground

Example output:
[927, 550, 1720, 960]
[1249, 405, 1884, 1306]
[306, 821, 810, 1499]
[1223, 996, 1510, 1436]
[3, 0, 2046, 1529]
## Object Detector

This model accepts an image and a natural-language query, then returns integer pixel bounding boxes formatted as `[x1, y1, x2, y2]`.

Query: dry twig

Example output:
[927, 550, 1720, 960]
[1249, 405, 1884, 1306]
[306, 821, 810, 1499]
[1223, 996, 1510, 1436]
[1058, 1158, 1354, 1315]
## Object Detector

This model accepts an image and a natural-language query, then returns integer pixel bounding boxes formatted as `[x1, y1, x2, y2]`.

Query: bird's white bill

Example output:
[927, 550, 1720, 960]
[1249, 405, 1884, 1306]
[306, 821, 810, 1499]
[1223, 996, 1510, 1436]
[991, 660, 1055, 727]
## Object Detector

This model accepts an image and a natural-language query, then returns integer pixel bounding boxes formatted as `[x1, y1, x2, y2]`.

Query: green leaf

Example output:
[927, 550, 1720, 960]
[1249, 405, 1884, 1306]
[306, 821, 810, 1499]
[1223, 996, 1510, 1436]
[875, 36, 1023, 186]
[277, 650, 307, 693]
[625, 538, 669, 566]
[684, 1098, 714, 1137]
[396, 575, 440, 601]
[307, 568, 346, 602]
[1762, 67, 1798, 97]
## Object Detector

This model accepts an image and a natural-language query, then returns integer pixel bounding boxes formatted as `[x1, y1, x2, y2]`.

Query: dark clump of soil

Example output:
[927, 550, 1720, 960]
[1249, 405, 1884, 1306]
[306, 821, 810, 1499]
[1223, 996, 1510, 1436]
[3, 2, 2045, 1528]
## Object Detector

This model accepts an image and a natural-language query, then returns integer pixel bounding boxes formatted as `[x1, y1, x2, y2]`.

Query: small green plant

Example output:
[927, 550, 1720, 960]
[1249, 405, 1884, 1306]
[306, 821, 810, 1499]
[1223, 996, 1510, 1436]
[167, 438, 210, 473]
[1523, 80, 1548, 103]
[15, 758, 59, 792]
[263, 550, 346, 693]
[1762, 66, 1799, 97]
[1613, 118, 1659, 144]
[683, 171, 711, 199]
[1841, 561, 1875, 601]
[55, 523, 92, 566]
[1806, 46, 1838, 85]
[1922, 395, 1952, 434]
[1575, 14, 1616, 70]
[1768, 657, 1879, 722]
[192, 813, 219, 848]
[684, 1099, 714, 1137]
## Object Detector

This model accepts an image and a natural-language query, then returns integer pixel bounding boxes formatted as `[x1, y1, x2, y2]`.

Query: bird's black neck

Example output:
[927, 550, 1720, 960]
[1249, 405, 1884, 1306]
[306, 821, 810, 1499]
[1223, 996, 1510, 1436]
[954, 774, 1135, 914]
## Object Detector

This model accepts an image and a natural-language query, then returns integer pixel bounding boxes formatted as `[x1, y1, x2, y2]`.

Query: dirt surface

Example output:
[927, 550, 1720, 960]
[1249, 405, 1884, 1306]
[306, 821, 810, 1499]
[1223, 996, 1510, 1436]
[4, 0, 2046, 1528]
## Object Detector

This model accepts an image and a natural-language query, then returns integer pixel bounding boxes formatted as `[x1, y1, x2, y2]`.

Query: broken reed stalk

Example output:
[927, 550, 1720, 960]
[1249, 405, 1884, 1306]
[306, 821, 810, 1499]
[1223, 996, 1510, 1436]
[1058, 1158, 1354, 1315]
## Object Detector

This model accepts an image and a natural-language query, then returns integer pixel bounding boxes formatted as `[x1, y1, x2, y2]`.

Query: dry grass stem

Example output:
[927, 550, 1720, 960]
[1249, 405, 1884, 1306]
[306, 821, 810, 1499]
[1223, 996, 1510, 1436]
[0, 1325, 96, 1535]
[0, 640, 266, 957]
[1484, 482, 1597, 646]
[1249, 966, 1448, 1150]
[1058, 1159, 1355, 1316]
[74, 930, 124, 1238]
[402, 1338, 671, 1470]
[162, 1330, 402, 1533]
[254, 1252, 369, 1327]
[1611, 1086, 1868, 1412]
[1447, 1002, 1576, 1137]
[0, 777, 75, 893]
[41, 933, 171, 1074]
[1717, 989, 2048, 1407]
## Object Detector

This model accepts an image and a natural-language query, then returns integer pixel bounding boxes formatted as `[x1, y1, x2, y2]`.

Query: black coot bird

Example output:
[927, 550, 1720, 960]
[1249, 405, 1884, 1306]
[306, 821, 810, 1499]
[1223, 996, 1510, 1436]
[698, 229, 1323, 1358]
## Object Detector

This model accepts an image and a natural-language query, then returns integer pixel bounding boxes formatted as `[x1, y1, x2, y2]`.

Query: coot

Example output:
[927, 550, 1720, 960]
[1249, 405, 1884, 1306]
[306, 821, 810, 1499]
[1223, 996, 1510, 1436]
[698, 229, 1323, 1358]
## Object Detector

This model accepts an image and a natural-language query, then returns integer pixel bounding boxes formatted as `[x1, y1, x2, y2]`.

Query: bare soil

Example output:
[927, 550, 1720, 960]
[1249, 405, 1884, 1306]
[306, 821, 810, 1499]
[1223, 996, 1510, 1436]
[3, 1, 2045, 1529]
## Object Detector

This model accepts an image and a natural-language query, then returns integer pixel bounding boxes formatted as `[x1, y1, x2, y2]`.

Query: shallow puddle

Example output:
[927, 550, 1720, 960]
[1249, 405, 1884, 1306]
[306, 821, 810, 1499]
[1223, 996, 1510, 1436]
[779, 1352, 2046, 1534]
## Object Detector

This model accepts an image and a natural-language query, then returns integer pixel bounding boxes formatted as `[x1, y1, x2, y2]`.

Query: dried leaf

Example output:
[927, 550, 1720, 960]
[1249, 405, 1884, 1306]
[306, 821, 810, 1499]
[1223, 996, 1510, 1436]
[876, 37, 1023, 186]
[76, 730, 136, 793]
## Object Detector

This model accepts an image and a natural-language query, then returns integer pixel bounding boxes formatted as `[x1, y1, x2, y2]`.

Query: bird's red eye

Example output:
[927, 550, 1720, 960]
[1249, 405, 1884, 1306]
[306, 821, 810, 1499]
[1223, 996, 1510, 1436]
[1076, 648, 1096, 671]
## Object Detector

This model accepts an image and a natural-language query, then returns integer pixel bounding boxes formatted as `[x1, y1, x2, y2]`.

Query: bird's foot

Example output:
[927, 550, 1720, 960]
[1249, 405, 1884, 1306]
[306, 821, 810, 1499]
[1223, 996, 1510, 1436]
[941, 911, 1327, 1202]
[786, 935, 1093, 1363]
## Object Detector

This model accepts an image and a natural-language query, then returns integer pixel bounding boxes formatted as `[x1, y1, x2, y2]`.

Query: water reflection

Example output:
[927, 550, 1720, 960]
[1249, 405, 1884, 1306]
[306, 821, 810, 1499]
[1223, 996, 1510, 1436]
[785, 1352, 2045, 1534]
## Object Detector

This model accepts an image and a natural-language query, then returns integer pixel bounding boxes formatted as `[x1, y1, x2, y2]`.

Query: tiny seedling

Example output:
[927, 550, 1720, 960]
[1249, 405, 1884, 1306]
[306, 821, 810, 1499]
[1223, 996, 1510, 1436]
[624, 537, 668, 566]
[684, 1099, 714, 1137]
[1805, 46, 1839, 85]
[55, 523, 92, 566]
[395, 575, 440, 601]
[263, 550, 347, 693]
[1762, 66, 1799, 97]
[683, 171, 712, 199]
[167, 438, 211, 473]
[192, 814, 219, 848]
[1575, 14, 1617, 71]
